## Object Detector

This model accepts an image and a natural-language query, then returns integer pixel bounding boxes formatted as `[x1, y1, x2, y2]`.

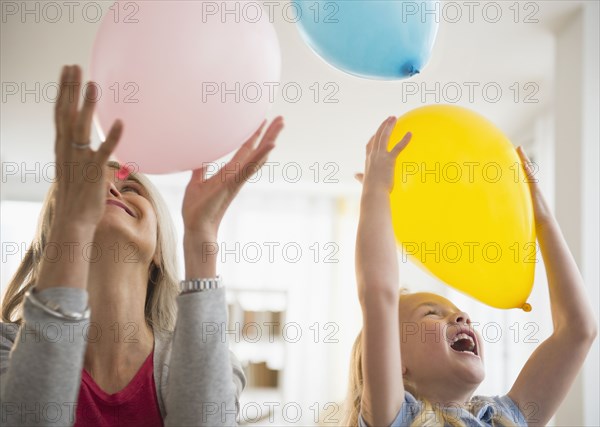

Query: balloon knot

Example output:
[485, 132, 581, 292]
[402, 63, 420, 77]
[522, 303, 532, 312]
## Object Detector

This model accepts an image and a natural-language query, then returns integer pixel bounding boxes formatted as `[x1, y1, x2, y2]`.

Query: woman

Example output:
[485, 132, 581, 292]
[0, 65, 285, 426]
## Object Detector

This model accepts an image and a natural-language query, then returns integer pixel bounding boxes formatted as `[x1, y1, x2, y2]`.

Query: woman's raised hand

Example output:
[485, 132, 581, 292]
[182, 116, 285, 241]
[53, 65, 123, 229]
[36, 66, 123, 291]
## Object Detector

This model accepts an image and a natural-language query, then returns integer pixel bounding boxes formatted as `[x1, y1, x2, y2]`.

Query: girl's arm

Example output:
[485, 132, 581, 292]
[356, 117, 411, 427]
[507, 147, 598, 426]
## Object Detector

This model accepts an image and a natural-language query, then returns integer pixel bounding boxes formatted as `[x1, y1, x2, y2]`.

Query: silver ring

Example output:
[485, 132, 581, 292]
[71, 141, 90, 150]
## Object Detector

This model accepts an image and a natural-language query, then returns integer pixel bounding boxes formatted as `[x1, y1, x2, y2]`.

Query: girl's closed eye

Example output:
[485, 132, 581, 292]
[424, 309, 441, 316]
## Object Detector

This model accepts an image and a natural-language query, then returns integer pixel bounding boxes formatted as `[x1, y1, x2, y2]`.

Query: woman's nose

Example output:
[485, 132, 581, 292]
[107, 181, 121, 198]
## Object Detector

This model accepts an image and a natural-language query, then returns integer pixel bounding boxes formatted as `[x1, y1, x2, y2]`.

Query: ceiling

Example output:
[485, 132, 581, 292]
[0, 0, 583, 200]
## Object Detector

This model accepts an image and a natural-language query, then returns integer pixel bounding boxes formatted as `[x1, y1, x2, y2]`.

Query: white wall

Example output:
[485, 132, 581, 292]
[553, 2, 600, 425]
[580, 2, 600, 425]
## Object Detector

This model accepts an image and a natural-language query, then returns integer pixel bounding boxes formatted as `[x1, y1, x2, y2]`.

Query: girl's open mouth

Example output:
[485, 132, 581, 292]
[449, 330, 479, 357]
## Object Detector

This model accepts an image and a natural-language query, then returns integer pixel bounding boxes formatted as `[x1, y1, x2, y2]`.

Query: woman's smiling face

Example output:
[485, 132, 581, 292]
[399, 292, 485, 393]
[95, 167, 159, 265]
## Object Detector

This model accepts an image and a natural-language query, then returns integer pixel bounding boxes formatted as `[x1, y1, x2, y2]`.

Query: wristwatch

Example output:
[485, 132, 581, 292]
[179, 276, 222, 294]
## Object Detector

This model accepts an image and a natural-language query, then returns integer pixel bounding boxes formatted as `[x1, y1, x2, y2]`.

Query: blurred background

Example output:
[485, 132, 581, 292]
[1, 1, 598, 425]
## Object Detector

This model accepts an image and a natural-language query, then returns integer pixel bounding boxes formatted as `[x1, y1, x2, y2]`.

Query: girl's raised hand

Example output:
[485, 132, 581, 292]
[355, 116, 412, 192]
[516, 146, 553, 228]
[53, 65, 123, 229]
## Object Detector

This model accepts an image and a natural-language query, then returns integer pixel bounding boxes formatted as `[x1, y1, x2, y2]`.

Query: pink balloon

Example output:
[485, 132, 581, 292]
[91, 0, 281, 174]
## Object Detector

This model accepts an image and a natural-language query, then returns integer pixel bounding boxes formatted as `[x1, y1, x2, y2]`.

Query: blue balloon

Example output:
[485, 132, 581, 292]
[292, 0, 440, 80]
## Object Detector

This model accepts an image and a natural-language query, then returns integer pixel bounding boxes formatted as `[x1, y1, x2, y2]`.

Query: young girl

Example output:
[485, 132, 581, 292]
[344, 116, 598, 426]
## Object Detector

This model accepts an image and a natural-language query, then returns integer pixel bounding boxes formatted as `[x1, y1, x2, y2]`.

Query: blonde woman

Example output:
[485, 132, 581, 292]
[0, 65, 284, 426]
[344, 117, 597, 426]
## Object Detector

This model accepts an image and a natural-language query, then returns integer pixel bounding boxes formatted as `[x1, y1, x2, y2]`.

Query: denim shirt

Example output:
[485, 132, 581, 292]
[359, 390, 528, 426]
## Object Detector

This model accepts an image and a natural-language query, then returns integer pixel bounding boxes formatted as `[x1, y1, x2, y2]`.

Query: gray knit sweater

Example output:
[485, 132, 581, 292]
[0, 287, 246, 426]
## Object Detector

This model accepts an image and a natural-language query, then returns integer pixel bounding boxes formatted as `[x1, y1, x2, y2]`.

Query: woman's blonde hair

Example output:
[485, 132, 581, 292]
[341, 291, 516, 427]
[1, 161, 180, 337]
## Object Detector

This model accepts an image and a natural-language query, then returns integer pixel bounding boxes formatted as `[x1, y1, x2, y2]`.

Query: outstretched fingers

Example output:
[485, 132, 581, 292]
[73, 83, 98, 145]
[253, 116, 284, 157]
[242, 117, 284, 175]
[390, 132, 412, 158]
[54, 66, 68, 136]
[366, 134, 375, 154]
[229, 120, 268, 165]
[67, 66, 82, 127]
[55, 66, 77, 159]
[218, 117, 284, 185]
[96, 120, 123, 165]
[375, 116, 397, 152]
[516, 146, 554, 225]
[516, 147, 537, 183]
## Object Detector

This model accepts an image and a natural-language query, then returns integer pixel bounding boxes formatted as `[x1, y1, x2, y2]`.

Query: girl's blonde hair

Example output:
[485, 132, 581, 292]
[341, 291, 516, 427]
[1, 161, 180, 337]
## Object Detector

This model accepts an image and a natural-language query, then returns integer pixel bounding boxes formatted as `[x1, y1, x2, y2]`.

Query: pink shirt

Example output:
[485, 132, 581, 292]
[74, 350, 163, 427]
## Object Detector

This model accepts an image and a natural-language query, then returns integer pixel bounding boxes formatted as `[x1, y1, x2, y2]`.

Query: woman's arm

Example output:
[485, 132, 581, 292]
[507, 147, 598, 426]
[1, 65, 123, 426]
[1, 289, 89, 426]
[356, 117, 411, 427]
[165, 118, 284, 426]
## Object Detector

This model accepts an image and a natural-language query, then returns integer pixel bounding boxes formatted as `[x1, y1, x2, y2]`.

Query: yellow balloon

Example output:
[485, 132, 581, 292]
[389, 105, 535, 310]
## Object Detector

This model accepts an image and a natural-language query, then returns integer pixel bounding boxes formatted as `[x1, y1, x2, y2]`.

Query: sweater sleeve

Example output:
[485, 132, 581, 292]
[165, 288, 241, 426]
[0, 287, 89, 427]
